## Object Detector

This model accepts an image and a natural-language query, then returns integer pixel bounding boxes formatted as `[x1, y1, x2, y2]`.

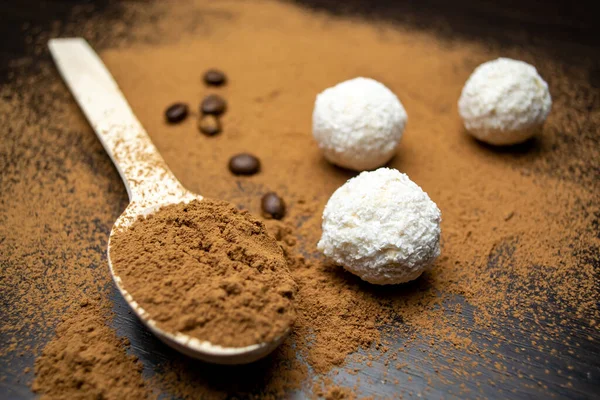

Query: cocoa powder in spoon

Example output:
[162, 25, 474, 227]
[110, 198, 296, 348]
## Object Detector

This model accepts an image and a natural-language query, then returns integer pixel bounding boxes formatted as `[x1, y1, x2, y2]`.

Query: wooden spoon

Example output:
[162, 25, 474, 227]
[48, 38, 288, 364]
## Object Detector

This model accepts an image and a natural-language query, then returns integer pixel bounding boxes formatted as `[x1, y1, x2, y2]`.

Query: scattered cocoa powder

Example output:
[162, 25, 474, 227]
[110, 199, 296, 348]
[0, 0, 598, 399]
[32, 302, 154, 400]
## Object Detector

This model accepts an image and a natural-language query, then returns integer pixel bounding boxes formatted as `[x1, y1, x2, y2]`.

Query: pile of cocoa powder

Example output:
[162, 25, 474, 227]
[0, 0, 598, 399]
[31, 302, 154, 399]
[110, 199, 296, 348]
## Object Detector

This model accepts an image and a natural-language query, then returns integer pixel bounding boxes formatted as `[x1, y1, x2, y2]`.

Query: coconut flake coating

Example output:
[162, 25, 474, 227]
[312, 77, 407, 171]
[317, 168, 441, 285]
[458, 58, 552, 145]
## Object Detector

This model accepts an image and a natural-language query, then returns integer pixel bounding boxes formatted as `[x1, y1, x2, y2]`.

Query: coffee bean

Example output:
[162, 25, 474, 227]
[261, 192, 286, 220]
[198, 114, 221, 136]
[204, 69, 227, 86]
[229, 153, 260, 175]
[201, 94, 227, 115]
[165, 103, 188, 123]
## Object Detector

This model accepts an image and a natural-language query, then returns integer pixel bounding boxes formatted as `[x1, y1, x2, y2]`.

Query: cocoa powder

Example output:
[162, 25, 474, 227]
[110, 199, 296, 348]
[32, 302, 154, 400]
[0, 0, 598, 399]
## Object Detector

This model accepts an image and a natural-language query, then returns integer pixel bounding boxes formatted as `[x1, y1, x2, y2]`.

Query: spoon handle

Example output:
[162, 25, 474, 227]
[48, 38, 190, 207]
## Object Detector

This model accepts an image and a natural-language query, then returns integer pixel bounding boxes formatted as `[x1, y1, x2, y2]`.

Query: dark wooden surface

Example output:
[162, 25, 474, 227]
[1, 1, 599, 399]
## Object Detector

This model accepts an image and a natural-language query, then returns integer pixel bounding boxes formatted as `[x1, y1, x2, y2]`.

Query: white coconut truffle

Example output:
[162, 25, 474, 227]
[458, 58, 552, 146]
[312, 77, 407, 171]
[317, 168, 441, 285]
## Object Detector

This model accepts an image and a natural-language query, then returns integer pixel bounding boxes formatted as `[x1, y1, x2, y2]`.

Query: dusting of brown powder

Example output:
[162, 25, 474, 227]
[32, 302, 154, 400]
[110, 198, 296, 348]
[0, 0, 598, 398]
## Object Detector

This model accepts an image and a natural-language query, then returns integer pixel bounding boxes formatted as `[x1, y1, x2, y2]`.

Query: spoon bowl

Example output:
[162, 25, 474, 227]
[107, 200, 289, 364]
[49, 38, 290, 364]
